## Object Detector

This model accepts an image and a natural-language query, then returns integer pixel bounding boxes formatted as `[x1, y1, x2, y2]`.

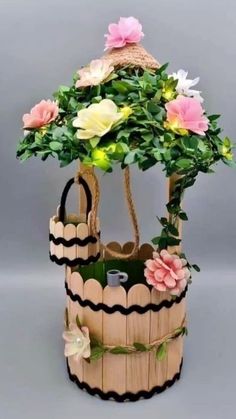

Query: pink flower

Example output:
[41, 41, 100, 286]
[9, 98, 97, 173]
[144, 250, 190, 296]
[22, 100, 59, 129]
[165, 96, 209, 136]
[104, 17, 144, 50]
[76, 59, 114, 88]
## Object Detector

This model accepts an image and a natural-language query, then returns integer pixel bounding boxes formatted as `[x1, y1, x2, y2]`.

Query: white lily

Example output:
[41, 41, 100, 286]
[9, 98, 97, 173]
[170, 69, 204, 103]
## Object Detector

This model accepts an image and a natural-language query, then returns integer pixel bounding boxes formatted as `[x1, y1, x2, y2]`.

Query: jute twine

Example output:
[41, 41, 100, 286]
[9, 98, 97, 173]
[105, 315, 187, 352]
[102, 43, 160, 70]
[76, 168, 140, 260]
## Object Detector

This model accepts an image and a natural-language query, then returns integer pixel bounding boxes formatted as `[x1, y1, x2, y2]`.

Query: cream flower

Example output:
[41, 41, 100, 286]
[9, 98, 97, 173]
[170, 69, 204, 103]
[63, 323, 91, 361]
[76, 59, 114, 88]
[73, 99, 123, 139]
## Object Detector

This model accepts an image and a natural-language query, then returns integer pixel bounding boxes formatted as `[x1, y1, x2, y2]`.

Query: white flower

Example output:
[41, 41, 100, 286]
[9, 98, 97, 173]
[63, 323, 91, 361]
[76, 59, 114, 88]
[170, 69, 204, 103]
[73, 99, 123, 139]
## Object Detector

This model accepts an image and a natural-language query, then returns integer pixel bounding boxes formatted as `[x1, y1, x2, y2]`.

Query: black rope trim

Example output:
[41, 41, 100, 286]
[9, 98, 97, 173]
[65, 281, 187, 314]
[49, 252, 100, 267]
[49, 233, 100, 247]
[66, 358, 183, 402]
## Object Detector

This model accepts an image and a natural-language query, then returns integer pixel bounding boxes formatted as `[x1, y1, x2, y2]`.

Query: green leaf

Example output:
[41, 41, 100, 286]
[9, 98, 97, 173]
[90, 346, 105, 361]
[176, 158, 193, 169]
[49, 141, 63, 151]
[124, 151, 136, 165]
[75, 314, 81, 328]
[192, 264, 200, 272]
[89, 137, 100, 148]
[151, 236, 160, 245]
[166, 236, 181, 246]
[147, 101, 161, 114]
[167, 223, 179, 236]
[133, 342, 148, 352]
[109, 346, 131, 354]
[179, 211, 188, 221]
[156, 342, 167, 361]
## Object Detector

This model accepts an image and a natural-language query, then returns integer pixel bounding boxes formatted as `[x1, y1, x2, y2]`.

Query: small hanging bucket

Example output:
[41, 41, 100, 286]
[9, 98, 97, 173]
[49, 171, 100, 266]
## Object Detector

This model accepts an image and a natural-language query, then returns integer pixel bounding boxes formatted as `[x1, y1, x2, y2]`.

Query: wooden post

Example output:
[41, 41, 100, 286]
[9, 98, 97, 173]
[79, 163, 95, 215]
[167, 174, 182, 255]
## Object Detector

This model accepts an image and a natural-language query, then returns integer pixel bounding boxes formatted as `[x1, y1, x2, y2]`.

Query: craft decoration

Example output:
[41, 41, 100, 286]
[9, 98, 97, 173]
[49, 171, 100, 266]
[17, 16, 235, 401]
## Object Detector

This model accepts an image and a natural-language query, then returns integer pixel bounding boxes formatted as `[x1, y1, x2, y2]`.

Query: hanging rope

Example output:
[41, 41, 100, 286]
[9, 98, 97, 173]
[75, 167, 140, 260]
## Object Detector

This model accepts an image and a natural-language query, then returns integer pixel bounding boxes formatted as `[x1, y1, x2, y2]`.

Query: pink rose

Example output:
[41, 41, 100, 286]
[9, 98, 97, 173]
[165, 96, 209, 136]
[22, 99, 59, 129]
[144, 250, 190, 296]
[104, 16, 144, 50]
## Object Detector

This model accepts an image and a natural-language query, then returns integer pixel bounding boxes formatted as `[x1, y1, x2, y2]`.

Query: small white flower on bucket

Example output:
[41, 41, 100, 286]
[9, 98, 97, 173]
[63, 323, 91, 361]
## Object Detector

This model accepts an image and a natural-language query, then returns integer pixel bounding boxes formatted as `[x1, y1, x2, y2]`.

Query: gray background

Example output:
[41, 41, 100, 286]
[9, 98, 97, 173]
[0, 0, 236, 418]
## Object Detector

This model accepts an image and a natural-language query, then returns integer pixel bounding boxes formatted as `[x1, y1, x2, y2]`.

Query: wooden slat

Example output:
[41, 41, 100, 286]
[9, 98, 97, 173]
[104, 241, 122, 261]
[79, 164, 95, 216]
[67, 271, 84, 383]
[155, 292, 171, 386]
[102, 286, 127, 394]
[83, 279, 103, 390]
[122, 241, 135, 259]
[64, 224, 76, 261]
[49, 217, 55, 256]
[54, 221, 64, 259]
[126, 284, 151, 393]
[76, 223, 89, 260]
[167, 297, 186, 380]
[138, 243, 154, 260]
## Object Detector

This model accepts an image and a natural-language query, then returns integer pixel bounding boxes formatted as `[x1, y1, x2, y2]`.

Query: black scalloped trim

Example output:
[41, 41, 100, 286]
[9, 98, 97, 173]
[66, 358, 183, 402]
[49, 233, 100, 247]
[65, 281, 187, 314]
[49, 252, 100, 267]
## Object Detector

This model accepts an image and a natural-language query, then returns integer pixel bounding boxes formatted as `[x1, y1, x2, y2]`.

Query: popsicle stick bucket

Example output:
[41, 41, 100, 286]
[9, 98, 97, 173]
[65, 242, 187, 401]
[58, 167, 187, 402]
[49, 172, 100, 266]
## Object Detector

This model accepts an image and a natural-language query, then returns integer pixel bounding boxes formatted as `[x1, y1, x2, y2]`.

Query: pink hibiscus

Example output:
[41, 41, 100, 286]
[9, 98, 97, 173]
[104, 16, 144, 50]
[144, 250, 190, 296]
[165, 96, 209, 136]
[23, 99, 59, 129]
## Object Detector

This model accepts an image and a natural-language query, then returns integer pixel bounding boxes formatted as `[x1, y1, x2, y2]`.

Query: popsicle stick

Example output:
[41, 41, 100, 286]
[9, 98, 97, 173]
[167, 297, 186, 380]
[67, 271, 84, 383]
[138, 243, 154, 260]
[64, 224, 76, 261]
[156, 292, 171, 386]
[49, 217, 55, 256]
[83, 279, 103, 390]
[148, 288, 165, 390]
[126, 284, 151, 393]
[54, 221, 64, 259]
[104, 242, 122, 260]
[122, 241, 135, 259]
[76, 223, 89, 260]
[79, 164, 95, 215]
[102, 286, 127, 394]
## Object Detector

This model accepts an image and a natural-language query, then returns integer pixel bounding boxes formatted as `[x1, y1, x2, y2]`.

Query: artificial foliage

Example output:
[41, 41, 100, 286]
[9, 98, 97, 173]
[16, 18, 235, 285]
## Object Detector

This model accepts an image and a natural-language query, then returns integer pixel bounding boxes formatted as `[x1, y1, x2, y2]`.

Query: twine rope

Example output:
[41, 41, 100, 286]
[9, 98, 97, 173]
[75, 167, 140, 260]
[75, 169, 100, 237]
[105, 315, 187, 352]
[102, 167, 140, 260]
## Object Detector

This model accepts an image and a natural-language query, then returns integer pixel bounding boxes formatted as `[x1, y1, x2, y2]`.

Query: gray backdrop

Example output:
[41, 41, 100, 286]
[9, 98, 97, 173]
[0, 0, 236, 418]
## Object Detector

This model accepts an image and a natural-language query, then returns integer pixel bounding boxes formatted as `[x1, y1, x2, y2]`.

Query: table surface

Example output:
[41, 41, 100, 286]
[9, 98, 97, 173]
[0, 266, 235, 419]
